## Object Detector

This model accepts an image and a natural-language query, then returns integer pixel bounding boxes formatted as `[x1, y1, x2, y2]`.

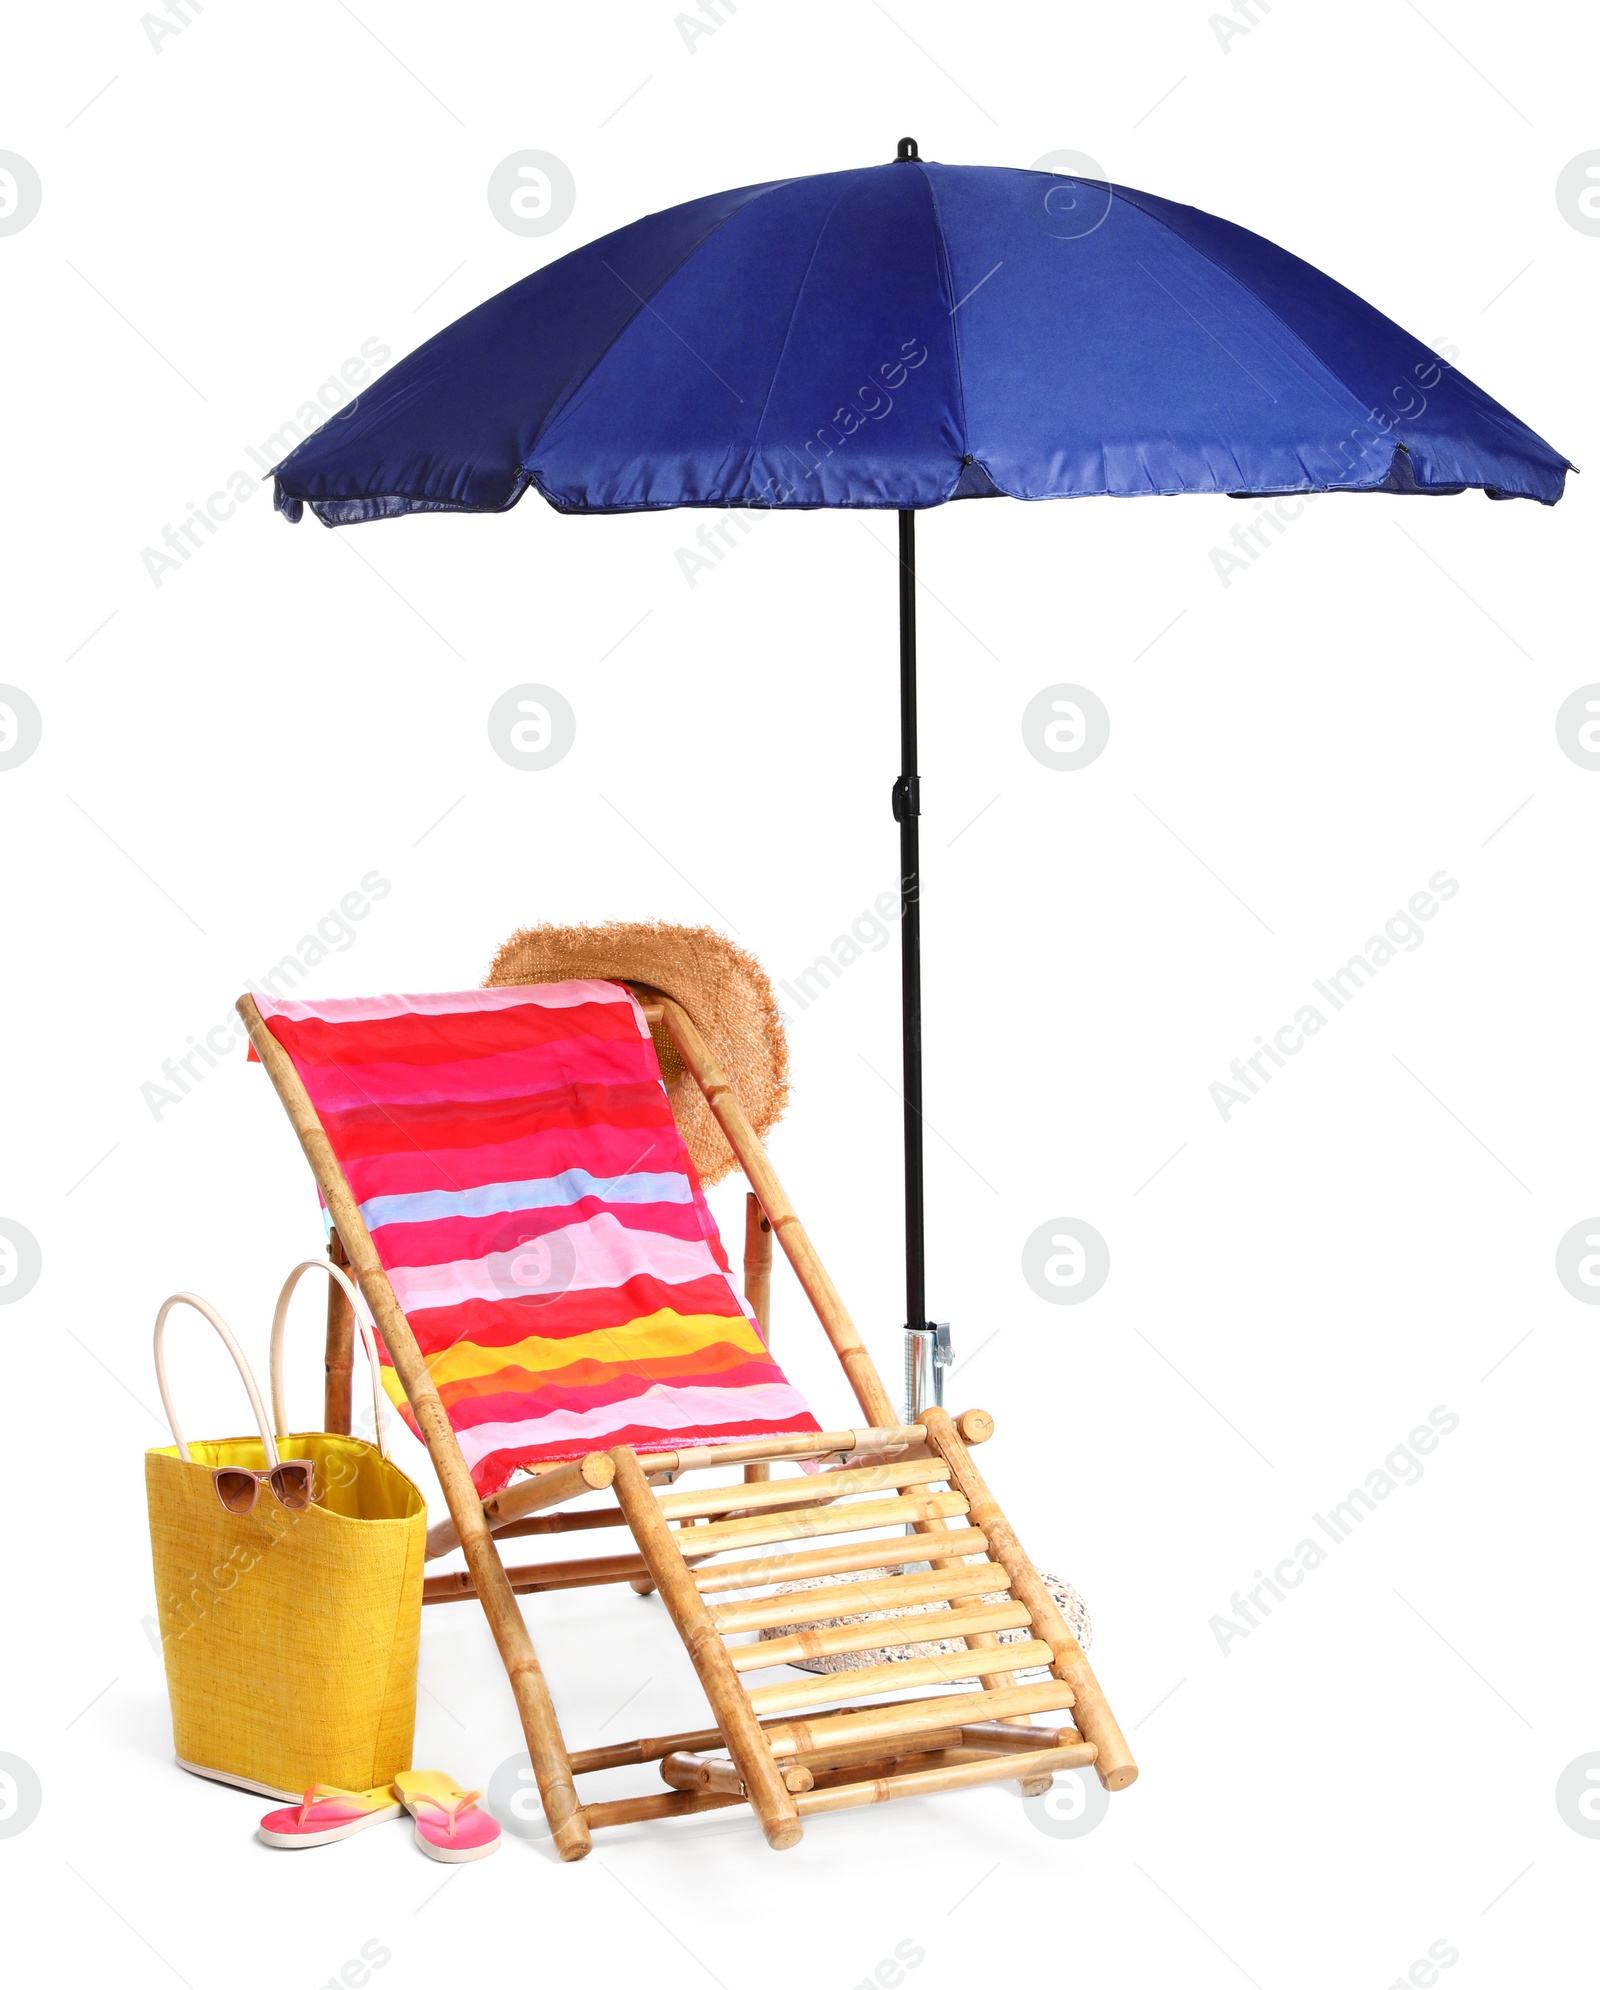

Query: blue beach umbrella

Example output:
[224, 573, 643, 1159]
[271, 140, 1569, 1409]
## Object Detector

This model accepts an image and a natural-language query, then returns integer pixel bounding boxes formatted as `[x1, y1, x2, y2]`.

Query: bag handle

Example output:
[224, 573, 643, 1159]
[153, 1292, 280, 1468]
[269, 1259, 391, 1458]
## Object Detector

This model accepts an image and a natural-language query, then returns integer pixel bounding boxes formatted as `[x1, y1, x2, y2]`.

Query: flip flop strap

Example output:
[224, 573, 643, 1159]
[296, 1785, 375, 1827]
[412, 1790, 483, 1838]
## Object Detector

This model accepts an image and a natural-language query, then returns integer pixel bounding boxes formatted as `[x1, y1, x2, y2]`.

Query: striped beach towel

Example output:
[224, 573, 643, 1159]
[254, 981, 818, 1494]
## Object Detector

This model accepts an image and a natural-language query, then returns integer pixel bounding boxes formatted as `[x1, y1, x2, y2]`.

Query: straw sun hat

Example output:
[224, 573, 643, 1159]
[484, 921, 789, 1187]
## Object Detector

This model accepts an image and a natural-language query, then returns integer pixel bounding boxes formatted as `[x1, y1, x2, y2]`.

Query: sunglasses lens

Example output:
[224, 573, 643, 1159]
[215, 1469, 257, 1513]
[271, 1463, 313, 1510]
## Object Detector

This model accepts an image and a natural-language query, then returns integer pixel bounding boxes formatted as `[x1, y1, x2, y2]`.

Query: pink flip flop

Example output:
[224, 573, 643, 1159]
[393, 1772, 501, 1863]
[258, 1783, 402, 1849]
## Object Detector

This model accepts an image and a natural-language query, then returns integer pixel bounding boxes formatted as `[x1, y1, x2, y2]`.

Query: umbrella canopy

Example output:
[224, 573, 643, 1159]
[268, 145, 1567, 1418]
[272, 154, 1567, 522]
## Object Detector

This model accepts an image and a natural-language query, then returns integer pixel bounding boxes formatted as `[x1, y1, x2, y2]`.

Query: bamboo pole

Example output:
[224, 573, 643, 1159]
[792, 1742, 1096, 1816]
[743, 1194, 773, 1486]
[653, 993, 897, 1428]
[743, 1193, 772, 1339]
[485, 1454, 614, 1520]
[692, 1526, 990, 1595]
[423, 1452, 615, 1560]
[787, 1732, 969, 1775]
[323, 1227, 355, 1434]
[767, 1742, 1078, 1793]
[659, 1753, 814, 1796]
[237, 994, 591, 1862]
[732, 1602, 1032, 1673]
[609, 1446, 802, 1851]
[921, 1405, 1137, 1792]
[491, 1507, 630, 1542]
[584, 1790, 748, 1829]
[574, 1733, 1061, 1807]
[575, 1720, 890, 1779]
[656, 1456, 949, 1522]
[571, 1726, 734, 1776]
[679, 1486, 873, 1531]
[567, 1703, 985, 1778]
[961, 1719, 1083, 1752]
[746, 1639, 1055, 1716]
[665, 1488, 967, 1558]
[803, 1748, 973, 1788]
[633, 1424, 926, 1477]
[709, 1560, 1007, 1632]
[762, 1680, 1073, 1759]
[790, 1722, 1077, 1777]
[422, 1550, 651, 1605]
[830, 1745, 1041, 1794]
[659, 1752, 740, 1795]
[565, 1699, 1080, 1781]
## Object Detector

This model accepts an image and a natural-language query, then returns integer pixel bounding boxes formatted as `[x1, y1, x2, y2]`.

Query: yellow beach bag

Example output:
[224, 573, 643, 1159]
[146, 1261, 425, 1800]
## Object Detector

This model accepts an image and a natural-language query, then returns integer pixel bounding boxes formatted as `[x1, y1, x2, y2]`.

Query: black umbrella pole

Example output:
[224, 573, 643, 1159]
[894, 510, 941, 1422]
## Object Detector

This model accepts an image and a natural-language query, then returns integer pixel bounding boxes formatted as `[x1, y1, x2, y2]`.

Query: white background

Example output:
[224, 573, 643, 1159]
[3, 2, 1596, 1984]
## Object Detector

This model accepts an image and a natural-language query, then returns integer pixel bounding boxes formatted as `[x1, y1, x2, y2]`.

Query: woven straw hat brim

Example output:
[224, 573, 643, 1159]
[483, 921, 788, 1187]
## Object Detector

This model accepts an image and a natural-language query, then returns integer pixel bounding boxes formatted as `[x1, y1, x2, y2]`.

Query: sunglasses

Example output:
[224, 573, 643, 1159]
[211, 1460, 316, 1514]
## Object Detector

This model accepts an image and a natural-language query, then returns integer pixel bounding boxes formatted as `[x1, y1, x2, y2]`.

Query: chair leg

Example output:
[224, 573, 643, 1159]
[611, 1446, 802, 1850]
[237, 995, 592, 1860]
[409, 1389, 591, 1859]
[743, 1194, 773, 1484]
[922, 1406, 1137, 1791]
[323, 1228, 355, 1434]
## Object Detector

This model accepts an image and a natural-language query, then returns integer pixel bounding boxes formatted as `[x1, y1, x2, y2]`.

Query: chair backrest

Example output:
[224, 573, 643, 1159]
[253, 980, 818, 1494]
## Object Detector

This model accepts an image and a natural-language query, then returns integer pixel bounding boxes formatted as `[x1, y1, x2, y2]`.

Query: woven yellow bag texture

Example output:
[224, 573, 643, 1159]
[146, 1432, 424, 1800]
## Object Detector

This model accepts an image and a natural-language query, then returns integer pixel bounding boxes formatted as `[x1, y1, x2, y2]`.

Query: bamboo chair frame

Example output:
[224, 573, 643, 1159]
[237, 984, 1136, 1858]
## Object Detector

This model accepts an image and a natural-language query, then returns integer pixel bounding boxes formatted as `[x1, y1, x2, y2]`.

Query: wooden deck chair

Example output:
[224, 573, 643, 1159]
[238, 978, 1136, 1859]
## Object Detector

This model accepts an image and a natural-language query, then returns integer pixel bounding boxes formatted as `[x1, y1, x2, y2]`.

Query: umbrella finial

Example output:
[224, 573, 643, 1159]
[896, 136, 919, 161]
